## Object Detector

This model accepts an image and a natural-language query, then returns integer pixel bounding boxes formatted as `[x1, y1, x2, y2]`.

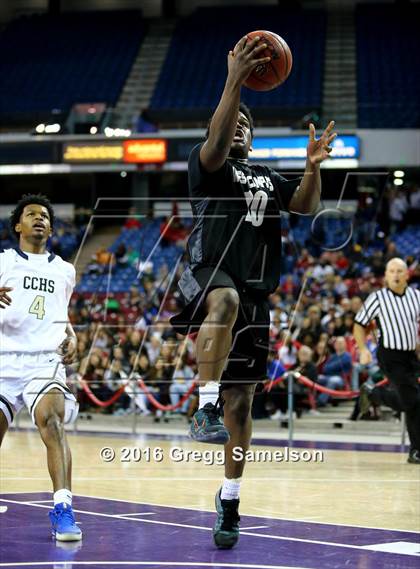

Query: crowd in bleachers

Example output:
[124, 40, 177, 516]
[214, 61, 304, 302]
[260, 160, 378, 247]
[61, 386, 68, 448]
[63, 189, 420, 421]
[1, 187, 418, 421]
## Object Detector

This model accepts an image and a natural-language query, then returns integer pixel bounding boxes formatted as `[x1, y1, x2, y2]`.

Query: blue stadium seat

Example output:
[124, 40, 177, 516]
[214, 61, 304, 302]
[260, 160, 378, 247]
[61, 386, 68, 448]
[150, 6, 325, 112]
[0, 11, 145, 115]
[76, 218, 184, 293]
[356, 4, 420, 128]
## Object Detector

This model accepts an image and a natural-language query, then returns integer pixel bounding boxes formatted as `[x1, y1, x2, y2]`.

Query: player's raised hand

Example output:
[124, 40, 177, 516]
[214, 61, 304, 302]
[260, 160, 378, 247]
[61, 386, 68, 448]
[59, 335, 77, 364]
[0, 287, 13, 309]
[228, 35, 271, 85]
[307, 121, 337, 165]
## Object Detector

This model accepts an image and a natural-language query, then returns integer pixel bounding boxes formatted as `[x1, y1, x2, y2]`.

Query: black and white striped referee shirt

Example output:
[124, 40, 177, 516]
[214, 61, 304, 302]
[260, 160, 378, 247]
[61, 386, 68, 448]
[355, 287, 420, 351]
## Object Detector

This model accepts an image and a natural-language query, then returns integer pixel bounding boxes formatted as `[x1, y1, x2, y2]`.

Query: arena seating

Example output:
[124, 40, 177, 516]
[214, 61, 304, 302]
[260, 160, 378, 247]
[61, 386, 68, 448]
[150, 6, 325, 121]
[0, 11, 145, 117]
[76, 219, 183, 293]
[393, 227, 420, 259]
[76, 211, 420, 294]
[356, 3, 420, 128]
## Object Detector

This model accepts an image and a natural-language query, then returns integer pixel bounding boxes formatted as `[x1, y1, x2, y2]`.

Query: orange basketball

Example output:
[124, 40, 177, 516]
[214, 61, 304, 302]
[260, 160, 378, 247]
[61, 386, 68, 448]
[244, 30, 293, 92]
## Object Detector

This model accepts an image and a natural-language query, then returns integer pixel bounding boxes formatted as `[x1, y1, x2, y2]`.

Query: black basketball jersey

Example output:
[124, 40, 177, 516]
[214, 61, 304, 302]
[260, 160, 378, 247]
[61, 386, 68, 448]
[182, 143, 300, 295]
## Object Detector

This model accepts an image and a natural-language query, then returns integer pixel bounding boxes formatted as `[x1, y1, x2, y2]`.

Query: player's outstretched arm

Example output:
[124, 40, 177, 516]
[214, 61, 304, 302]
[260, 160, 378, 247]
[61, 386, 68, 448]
[0, 287, 13, 309]
[289, 121, 336, 214]
[200, 36, 270, 173]
[353, 323, 372, 365]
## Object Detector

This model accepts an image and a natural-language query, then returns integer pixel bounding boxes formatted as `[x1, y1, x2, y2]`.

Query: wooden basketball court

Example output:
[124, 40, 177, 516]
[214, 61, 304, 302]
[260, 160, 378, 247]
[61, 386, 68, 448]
[1, 425, 419, 568]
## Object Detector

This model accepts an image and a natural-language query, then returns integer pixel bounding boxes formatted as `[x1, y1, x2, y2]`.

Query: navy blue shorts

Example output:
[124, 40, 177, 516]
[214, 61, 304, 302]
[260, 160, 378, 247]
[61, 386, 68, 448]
[170, 266, 270, 387]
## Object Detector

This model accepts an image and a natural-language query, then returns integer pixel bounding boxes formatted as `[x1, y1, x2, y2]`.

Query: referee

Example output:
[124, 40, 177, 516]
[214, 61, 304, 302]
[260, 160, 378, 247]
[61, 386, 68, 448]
[353, 257, 420, 464]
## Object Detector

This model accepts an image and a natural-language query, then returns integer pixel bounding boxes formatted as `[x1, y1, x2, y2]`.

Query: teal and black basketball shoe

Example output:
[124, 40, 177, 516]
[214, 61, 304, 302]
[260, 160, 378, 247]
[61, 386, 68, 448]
[213, 488, 240, 549]
[49, 503, 82, 541]
[189, 403, 230, 444]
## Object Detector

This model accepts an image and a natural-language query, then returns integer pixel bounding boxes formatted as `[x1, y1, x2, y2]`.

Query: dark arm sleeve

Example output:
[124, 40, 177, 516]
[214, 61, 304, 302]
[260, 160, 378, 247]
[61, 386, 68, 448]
[269, 169, 301, 213]
[188, 143, 231, 197]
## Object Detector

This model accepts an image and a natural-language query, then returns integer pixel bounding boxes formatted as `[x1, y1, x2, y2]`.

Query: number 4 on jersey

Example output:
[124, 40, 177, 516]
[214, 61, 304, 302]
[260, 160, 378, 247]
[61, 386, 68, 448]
[29, 295, 46, 319]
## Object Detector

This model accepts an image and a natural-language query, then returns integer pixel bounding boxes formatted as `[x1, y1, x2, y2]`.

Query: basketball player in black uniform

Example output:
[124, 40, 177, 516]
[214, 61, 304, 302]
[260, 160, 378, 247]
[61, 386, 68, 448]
[171, 35, 337, 548]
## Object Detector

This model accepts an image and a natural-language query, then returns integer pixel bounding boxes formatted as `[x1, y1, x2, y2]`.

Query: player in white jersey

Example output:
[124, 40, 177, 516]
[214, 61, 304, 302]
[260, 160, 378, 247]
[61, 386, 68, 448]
[0, 194, 82, 541]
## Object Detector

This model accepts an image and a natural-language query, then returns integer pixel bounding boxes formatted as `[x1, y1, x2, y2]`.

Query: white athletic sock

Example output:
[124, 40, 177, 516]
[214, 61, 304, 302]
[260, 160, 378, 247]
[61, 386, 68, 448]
[221, 477, 242, 500]
[54, 489, 72, 507]
[199, 381, 219, 408]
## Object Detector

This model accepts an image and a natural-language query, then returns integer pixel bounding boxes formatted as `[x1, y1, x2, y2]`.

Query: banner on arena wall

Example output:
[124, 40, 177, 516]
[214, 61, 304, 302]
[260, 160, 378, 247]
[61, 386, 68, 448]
[63, 142, 123, 162]
[123, 139, 167, 163]
[250, 135, 360, 160]
[62, 139, 167, 164]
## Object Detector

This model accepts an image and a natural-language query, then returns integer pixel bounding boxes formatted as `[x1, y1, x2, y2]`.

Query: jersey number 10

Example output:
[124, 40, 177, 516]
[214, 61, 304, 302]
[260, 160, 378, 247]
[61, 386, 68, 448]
[244, 190, 268, 227]
[29, 295, 46, 320]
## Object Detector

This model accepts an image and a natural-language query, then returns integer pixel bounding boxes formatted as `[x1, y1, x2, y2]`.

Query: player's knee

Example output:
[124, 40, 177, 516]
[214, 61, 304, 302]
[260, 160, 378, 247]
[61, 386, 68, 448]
[209, 288, 239, 324]
[41, 413, 65, 441]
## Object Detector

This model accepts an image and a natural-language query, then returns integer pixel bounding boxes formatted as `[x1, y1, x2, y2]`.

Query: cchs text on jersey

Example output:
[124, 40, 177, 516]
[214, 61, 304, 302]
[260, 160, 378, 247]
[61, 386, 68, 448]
[23, 276, 55, 293]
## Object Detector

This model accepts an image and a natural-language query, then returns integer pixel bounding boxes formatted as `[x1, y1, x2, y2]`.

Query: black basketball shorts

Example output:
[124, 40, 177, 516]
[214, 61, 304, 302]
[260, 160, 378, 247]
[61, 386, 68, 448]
[170, 266, 270, 389]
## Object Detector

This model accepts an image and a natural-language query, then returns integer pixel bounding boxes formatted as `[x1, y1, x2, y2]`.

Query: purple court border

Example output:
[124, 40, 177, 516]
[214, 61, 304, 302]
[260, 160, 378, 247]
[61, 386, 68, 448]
[0, 492, 419, 569]
[11, 426, 409, 453]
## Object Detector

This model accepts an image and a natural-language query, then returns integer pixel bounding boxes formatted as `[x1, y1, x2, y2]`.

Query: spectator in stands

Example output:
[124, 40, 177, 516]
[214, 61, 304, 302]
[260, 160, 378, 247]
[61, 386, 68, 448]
[312, 257, 334, 281]
[145, 332, 162, 365]
[268, 345, 318, 419]
[169, 350, 195, 414]
[299, 305, 322, 344]
[313, 339, 329, 372]
[267, 351, 286, 385]
[130, 351, 153, 415]
[124, 207, 142, 230]
[389, 189, 408, 231]
[350, 296, 363, 314]
[343, 311, 356, 335]
[126, 246, 140, 267]
[104, 359, 131, 415]
[384, 240, 402, 264]
[407, 184, 420, 225]
[160, 214, 188, 248]
[96, 247, 112, 265]
[114, 243, 129, 268]
[124, 330, 143, 360]
[107, 345, 130, 376]
[78, 352, 113, 413]
[278, 332, 299, 369]
[148, 357, 173, 422]
[291, 345, 319, 416]
[317, 337, 352, 406]
[92, 329, 112, 351]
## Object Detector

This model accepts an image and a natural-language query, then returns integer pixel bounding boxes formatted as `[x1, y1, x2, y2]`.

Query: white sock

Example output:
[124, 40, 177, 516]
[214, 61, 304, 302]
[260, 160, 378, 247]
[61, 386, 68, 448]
[199, 381, 219, 408]
[54, 489, 72, 507]
[221, 477, 242, 500]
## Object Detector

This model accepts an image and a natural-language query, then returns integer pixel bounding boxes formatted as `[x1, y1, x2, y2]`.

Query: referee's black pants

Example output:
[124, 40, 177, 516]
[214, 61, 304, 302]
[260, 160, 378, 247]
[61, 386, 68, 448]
[374, 346, 420, 451]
